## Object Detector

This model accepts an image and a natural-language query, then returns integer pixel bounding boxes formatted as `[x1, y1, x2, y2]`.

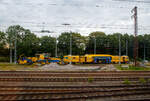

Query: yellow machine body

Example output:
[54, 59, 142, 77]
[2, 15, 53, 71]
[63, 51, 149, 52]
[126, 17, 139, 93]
[111, 56, 129, 63]
[63, 55, 80, 64]
[63, 54, 129, 64]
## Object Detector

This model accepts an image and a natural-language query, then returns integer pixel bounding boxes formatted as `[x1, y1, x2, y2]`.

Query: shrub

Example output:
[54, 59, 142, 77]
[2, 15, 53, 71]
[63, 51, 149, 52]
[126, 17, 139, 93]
[69, 78, 74, 81]
[0, 57, 9, 62]
[88, 78, 94, 83]
[147, 79, 150, 83]
[123, 79, 131, 85]
[139, 78, 146, 84]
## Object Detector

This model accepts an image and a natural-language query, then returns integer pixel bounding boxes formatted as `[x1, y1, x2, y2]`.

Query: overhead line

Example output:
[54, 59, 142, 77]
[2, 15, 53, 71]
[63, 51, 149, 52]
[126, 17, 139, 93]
[1, 25, 150, 30]
[1, 21, 150, 28]
[0, 3, 149, 10]
[113, 0, 150, 4]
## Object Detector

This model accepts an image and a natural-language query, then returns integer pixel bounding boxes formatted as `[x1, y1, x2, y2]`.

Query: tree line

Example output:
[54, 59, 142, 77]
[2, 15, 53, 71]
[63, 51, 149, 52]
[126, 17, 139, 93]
[0, 25, 150, 62]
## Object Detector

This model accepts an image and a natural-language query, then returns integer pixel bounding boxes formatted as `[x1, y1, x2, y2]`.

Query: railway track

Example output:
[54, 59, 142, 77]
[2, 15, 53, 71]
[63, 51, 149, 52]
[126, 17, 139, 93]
[1, 73, 150, 77]
[0, 70, 150, 73]
[0, 71, 150, 100]
[0, 85, 150, 100]
[0, 85, 150, 93]
[0, 77, 150, 82]
[0, 71, 150, 78]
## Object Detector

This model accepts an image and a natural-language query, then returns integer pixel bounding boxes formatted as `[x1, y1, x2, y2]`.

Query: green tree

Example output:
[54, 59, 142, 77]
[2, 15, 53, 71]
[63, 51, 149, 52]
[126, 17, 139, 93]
[3, 24, 150, 61]
[0, 31, 9, 57]
[86, 31, 107, 54]
[17, 29, 40, 56]
[58, 32, 86, 56]
[6, 25, 40, 57]
[39, 36, 56, 57]
[0, 31, 6, 48]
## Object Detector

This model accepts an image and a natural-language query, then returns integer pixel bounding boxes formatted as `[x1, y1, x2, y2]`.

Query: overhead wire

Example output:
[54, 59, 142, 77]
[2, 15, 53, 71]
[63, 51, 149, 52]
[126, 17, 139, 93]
[0, 1, 150, 10]
[1, 24, 150, 31]
[112, 0, 150, 4]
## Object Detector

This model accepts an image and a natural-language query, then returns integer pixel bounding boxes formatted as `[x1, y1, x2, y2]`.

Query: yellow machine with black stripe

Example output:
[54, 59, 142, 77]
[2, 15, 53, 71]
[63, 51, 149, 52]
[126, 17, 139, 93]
[63, 54, 129, 64]
[111, 55, 129, 64]
[18, 53, 61, 65]
[84, 54, 112, 63]
[63, 55, 80, 64]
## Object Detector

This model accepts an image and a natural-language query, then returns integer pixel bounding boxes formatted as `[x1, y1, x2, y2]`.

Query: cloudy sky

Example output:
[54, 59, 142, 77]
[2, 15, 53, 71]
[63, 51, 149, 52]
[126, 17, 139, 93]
[0, 0, 150, 36]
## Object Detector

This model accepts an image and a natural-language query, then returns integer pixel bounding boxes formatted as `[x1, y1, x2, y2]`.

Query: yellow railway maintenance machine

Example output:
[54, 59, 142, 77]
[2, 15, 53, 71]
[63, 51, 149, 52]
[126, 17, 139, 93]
[18, 55, 33, 65]
[84, 54, 112, 64]
[63, 54, 129, 64]
[18, 53, 61, 65]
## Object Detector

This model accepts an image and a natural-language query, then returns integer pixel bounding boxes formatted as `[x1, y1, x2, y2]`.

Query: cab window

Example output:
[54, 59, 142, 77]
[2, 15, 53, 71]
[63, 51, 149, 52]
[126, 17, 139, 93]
[65, 57, 68, 59]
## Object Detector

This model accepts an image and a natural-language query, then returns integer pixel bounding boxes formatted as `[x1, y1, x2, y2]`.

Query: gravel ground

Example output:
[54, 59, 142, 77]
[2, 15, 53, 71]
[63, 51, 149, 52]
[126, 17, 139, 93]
[100, 64, 119, 71]
[39, 63, 119, 71]
[39, 63, 101, 71]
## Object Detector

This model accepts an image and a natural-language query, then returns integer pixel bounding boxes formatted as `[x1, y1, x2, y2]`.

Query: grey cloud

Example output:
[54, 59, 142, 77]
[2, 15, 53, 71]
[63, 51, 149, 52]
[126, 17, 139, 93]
[0, 0, 149, 36]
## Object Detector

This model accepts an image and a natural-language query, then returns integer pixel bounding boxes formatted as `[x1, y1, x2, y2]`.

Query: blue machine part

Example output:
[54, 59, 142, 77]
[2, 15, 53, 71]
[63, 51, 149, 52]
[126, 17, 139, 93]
[26, 59, 32, 63]
[21, 58, 33, 64]
[94, 57, 111, 64]
[49, 60, 60, 63]
[37, 60, 47, 63]
[21, 57, 32, 63]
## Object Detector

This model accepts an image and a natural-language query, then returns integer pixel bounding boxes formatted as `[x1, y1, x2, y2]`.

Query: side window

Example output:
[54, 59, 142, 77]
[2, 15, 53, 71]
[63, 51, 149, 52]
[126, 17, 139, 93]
[85, 57, 87, 62]
[73, 57, 76, 59]
[65, 57, 68, 59]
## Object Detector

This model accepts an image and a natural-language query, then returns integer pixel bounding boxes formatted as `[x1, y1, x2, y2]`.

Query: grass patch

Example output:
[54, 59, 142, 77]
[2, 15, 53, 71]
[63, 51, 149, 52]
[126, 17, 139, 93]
[0, 63, 40, 71]
[88, 78, 94, 83]
[123, 79, 131, 85]
[147, 79, 150, 83]
[0, 57, 9, 62]
[69, 78, 74, 81]
[139, 78, 146, 84]
[116, 64, 150, 71]
[0, 63, 16, 66]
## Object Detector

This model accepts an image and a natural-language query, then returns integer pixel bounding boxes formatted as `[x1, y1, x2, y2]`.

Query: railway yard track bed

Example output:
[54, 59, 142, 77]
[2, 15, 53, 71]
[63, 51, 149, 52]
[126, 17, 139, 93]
[0, 71, 150, 100]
